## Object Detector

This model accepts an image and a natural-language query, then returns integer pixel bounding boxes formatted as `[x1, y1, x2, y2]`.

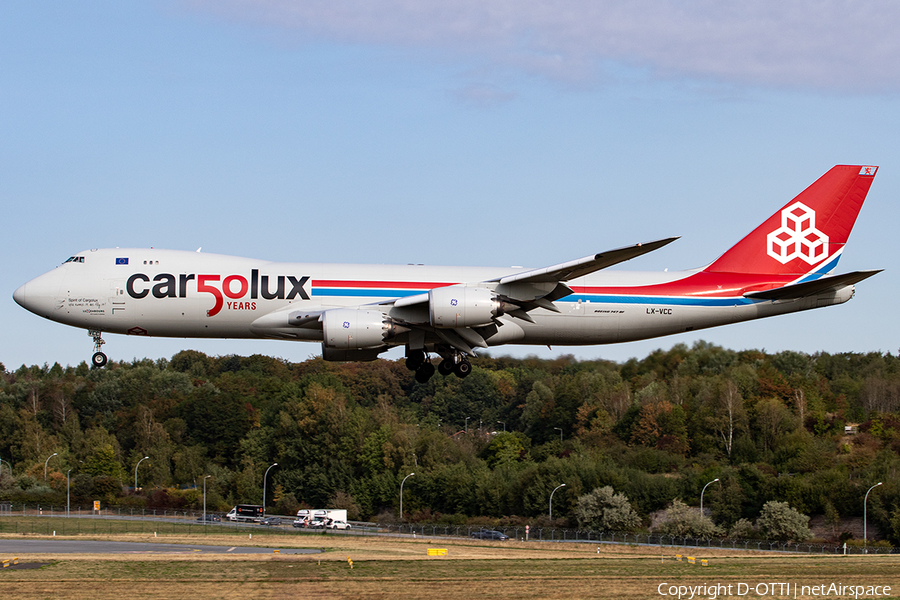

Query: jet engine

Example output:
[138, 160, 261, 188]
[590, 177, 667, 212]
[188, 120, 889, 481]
[429, 286, 504, 328]
[322, 308, 398, 349]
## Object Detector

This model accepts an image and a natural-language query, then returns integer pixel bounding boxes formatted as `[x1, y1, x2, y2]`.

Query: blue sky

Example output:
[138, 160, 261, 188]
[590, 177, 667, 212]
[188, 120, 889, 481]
[2, 1, 899, 369]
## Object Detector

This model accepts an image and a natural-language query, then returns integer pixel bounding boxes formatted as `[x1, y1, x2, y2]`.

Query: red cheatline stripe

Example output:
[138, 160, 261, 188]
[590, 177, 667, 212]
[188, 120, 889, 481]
[313, 280, 456, 289]
[572, 271, 797, 297]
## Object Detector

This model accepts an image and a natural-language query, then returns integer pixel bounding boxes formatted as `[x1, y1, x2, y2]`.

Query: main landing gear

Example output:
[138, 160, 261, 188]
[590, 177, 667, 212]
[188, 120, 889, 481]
[89, 329, 108, 368]
[406, 348, 471, 383]
[406, 349, 434, 383]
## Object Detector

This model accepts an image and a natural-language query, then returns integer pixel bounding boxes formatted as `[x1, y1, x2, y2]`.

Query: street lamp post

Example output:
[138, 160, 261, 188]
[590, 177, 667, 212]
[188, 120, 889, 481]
[44, 452, 58, 480]
[67, 468, 74, 516]
[864, 482, 883, 546]
[400, 472, 415, 521]
[134, 456, 149, 491]
[203, 475, 211, 524]
[549, 483, 566, 522]
[497, 421, 506, 432]
[554, 427, 563, 442]
[700, 478, 720, 517]
[262, 463, 277, 517]
[67, 461, 82, 515]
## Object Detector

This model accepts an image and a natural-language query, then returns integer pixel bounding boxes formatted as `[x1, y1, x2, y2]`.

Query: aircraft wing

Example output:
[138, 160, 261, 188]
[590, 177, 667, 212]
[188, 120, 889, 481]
[744, 270, 882, 301]
[257, 238, 681, 356]
[390, 237, 679, 311]
[492, 237, 679, 285]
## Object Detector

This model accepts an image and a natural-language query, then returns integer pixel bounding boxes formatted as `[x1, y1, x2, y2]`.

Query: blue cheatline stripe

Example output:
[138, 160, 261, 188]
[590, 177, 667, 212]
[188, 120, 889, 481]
[565, 294, 757, 307]
[797, 252, 842, 284]
[311, 288, 760, 307]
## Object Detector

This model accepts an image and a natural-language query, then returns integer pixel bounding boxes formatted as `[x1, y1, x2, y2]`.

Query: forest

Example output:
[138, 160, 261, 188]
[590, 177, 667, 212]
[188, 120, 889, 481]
[1, 341, 900, 543]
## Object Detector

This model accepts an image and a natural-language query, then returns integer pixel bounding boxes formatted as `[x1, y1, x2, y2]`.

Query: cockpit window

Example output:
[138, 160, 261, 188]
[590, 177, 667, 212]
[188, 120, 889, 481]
[64, 256, 85, 264]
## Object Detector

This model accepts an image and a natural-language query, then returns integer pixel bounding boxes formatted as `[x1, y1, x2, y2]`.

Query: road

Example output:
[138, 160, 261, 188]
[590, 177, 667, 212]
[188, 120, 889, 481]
[0, 539, 321, 554]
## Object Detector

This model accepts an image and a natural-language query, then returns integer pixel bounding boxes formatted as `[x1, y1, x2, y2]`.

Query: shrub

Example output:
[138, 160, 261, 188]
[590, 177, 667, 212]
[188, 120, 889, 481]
[728, 518, 755, 539]
[756, 501, 811, 542]
[574, 486, 641, 532]
[655, 499, 720, 538]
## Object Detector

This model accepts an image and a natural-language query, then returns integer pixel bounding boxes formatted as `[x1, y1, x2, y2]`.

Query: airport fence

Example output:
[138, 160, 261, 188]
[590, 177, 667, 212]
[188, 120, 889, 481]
[0, 502, 896, 555]
[378, 523, 898, 555]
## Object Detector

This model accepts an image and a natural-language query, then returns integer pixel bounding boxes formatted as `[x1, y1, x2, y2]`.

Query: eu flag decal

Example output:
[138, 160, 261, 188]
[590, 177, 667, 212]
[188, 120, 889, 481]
[116, 258, 129, 265]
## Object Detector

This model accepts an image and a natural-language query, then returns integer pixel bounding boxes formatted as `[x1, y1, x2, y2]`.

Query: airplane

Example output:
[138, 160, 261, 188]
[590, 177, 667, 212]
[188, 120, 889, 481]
[14, 165, 880, 383]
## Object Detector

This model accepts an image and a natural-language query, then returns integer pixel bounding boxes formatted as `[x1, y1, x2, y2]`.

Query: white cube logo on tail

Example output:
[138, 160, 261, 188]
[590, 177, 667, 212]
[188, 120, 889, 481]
[766, 202, 829, 265]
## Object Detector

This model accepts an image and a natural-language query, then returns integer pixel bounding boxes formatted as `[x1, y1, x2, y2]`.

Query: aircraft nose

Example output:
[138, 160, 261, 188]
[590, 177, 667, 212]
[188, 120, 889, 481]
[13, 282, 27, 308]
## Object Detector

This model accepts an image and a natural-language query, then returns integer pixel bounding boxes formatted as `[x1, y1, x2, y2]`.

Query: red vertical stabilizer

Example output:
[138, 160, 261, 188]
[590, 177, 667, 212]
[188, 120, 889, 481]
[705, 165, 877, 276]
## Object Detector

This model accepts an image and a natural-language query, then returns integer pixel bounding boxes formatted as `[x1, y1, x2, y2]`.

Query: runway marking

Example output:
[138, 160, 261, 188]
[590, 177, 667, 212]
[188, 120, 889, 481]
[226, 547, 236, 552]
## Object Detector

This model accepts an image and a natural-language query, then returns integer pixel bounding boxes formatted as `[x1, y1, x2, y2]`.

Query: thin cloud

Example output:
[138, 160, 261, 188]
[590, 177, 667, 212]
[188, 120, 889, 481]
[449, 83, 517, 107]
[183, 0, 900, 93]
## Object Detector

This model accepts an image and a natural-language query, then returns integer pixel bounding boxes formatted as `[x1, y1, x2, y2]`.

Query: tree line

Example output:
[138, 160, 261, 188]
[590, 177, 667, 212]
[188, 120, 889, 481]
[1, 341, 899, 543]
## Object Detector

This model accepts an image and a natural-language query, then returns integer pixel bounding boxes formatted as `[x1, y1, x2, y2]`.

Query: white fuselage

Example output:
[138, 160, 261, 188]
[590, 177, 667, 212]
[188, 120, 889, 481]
[14, 248, 853, 350]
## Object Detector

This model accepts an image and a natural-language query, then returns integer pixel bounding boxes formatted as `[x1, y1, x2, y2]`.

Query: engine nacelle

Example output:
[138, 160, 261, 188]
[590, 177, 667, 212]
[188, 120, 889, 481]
[429, 286, 502, 328]
[321, 346, 385, 362]
[322, 309, 395, 349]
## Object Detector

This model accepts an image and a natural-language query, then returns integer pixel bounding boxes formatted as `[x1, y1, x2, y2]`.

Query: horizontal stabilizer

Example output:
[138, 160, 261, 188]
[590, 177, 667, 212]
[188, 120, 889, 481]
[494, 237, 678, 285]
[744, 270, 881, 300]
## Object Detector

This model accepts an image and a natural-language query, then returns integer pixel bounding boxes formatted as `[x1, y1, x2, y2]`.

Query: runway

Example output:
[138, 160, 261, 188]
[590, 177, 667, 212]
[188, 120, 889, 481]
[0, 539, 322, 554]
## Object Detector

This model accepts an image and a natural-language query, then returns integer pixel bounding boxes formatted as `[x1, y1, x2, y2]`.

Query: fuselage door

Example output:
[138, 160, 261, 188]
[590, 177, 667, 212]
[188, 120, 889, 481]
[110, 280, 127, 315]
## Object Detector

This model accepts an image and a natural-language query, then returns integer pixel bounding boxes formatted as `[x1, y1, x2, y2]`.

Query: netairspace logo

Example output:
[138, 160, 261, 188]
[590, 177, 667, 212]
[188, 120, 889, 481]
[657, 582, 892, 599]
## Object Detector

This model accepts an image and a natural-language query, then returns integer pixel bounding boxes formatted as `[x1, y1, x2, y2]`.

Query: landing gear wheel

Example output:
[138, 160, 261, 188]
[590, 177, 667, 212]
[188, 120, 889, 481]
[92, 352, 108, 368]
[454, 359, 472, 378]
[406, 349, 426, 371]
[438, 358, 455, 376]
[415, 361, 435, 383]
[89, 329, 107, 368]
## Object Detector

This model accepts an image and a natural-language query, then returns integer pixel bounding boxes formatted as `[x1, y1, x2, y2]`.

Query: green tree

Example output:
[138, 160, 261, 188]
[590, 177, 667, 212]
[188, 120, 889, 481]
[483, 432, 528, 468]
[83, 443, 123, 479]
[178, 387, 255, 465]
[824, 500, 840, 539]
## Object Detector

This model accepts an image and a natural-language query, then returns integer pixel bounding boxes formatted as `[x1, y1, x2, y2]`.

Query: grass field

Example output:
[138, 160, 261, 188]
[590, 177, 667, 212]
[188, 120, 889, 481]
[1, 524, 898, 599]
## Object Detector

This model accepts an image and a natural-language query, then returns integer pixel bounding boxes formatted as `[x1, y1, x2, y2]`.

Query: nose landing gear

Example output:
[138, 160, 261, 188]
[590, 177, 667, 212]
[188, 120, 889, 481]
[89, 329, 108, 368]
